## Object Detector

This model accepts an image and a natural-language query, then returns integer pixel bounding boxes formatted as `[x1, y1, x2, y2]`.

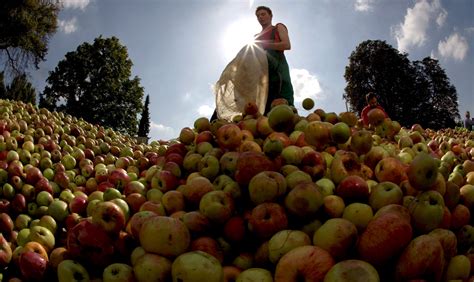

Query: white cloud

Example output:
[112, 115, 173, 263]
[466, 27, 474, 34]
[60, 0, 91, 10]
[149, 121, 176, 142]
[58, 18, 78, 34]
[354, 0, 374, 12]
[436, 9, 447, 27]
[197, 104, 214, 117]
[290, 68, 323, 103]
[438, 33, 469, 61]
[393, 0, 447, 53]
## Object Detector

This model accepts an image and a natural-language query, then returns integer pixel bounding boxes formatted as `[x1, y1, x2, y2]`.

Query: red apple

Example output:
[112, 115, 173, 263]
[395, 234, 445, 282]
[357, 212, 413, 266]
[19, 250, 48, 280]
[248, 203, 288, 239]
[336, 175, 369, 203]
[274, 245, 335, 281]
[91, 201, 126, 235]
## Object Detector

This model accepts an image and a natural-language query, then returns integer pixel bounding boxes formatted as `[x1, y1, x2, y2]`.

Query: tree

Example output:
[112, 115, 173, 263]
[412, 57, 459, 129]
[343, 40, 421, 127]
[138, 95, 151, 138]
[41, 36, 144, 135]
[0, 72, 6, 98]
[0, 0, 59, 76]
[5, 73, 36, 104]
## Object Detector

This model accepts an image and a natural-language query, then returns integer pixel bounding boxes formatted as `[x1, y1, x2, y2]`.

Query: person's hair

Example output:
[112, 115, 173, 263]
[467, 111, 471, 117]
[366, 92, 376, 103]
[256, 6, 272, 16]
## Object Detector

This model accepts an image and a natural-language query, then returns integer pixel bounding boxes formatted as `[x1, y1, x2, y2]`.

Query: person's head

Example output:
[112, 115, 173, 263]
[366, 92, 378, 108]
[255, 6, 272, 26]
[467, 111, 471, 119]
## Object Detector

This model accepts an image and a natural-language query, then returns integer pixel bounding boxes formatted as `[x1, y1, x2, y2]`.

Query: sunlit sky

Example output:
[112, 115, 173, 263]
[29, 0, 473, 141]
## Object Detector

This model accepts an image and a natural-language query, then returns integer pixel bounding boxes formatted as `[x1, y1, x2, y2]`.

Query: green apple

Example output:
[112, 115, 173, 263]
[103, 263, 134, 282]
[315, 177, 335, 197]
[369, 181, 403, 211]
[268, 230, 311, 263]
[139, 216, 190, 257]
[281, 145, 305, 165]
[36, 191, 54, 207]
[103, 187, 123, 201]
[29, 225, 55, 252]
[38, 215, 57, 234]
[285, 170, 312, 190]
[236, 268, 273, 282]
[57, 259, 90, 282]
[342, 203, 373, 232]
[17, 228, 31, 246]
[263, 138, 284, 158]
[350, 129, 373, 155]
[267, 104, 295, 132]
[130, 246, 146, 266]
[285, 182, 324, 217]
[248, 171, 287, 205]
[324, 259, 380, 282]
[313, 218, 358, 259]
[48, 199, 69, 222]
[197, 155, 220, 180]
[445, 255, 471, 280]
[172, 251, 223, 282]
[199, 190, 234, 224]
[331, 122, 351, 144]
[407, 152, 439, 190]
[408, 190, 445, 233]
[15, 214, 32, 230]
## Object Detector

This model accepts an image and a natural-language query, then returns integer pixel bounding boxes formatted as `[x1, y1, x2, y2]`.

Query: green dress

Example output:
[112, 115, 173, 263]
[255, 23, 294, 113]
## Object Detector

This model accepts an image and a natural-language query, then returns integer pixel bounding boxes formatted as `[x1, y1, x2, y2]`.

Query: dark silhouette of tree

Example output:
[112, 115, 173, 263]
[0, 72, 6, 98]
[344, 40, 458, 128]
[138, 95, 150, 138]
[0, 0, 59, 76]
[40, 36, 144, 135]
[5, 73, 36, 104]
[413, 57, 460, 129]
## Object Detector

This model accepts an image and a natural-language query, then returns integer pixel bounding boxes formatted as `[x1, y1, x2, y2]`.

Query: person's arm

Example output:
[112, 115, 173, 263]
[262, 23, 291, 51]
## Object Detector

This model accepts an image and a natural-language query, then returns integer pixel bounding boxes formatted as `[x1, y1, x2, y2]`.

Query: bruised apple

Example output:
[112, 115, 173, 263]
[139, 216, 190, 257]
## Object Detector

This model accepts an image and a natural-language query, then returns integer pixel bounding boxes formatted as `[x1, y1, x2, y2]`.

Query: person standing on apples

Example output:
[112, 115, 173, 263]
[254, 6, 294, 114]
[210, 6, 294, 121]
[464, 111, 473, 130]
[360, 92, 388, 127]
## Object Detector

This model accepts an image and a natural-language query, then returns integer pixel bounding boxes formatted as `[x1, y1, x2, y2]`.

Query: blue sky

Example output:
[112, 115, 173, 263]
[30, 0, 473, 141]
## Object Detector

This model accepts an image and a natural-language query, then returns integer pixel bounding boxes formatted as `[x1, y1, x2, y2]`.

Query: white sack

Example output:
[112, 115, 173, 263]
[214, 45, 268, 121]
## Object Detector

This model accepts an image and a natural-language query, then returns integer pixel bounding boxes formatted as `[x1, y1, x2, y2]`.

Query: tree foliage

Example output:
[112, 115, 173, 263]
[0, 0, 59, 76]
[344, 40, 459, 129]
[4, 73, 36, 104]
[138, 95, 151, 138]
[412, 57, 459, 129]
[40, 36, 144, 135]
[0, 72, 6, 98]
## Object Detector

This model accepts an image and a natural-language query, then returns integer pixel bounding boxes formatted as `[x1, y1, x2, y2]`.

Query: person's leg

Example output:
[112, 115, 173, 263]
[210, 109, 218, 122]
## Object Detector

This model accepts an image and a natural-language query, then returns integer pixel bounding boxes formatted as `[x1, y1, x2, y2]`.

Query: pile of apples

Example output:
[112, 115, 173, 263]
[1, 97, 474, 282]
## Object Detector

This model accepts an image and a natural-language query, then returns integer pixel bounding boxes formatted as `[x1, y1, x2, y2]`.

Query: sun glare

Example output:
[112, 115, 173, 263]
[221, 18, 260, 61]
